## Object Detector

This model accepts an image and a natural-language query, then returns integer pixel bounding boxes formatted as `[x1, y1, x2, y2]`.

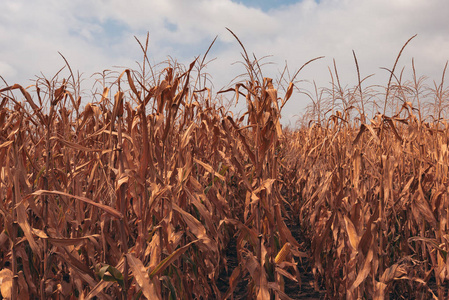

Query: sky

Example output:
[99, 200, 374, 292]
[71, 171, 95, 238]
[1, 0, 448, 126]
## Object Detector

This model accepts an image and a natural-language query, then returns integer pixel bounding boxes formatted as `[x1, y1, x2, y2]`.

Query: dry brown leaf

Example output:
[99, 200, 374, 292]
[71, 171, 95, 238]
[50, 136, 106, 153]
[349, 247, 373, 292]
[126, 253, 160, 299]
[257, 273, 270, 300]
[181, 122, 196, 149]
[283, 82, 294, 105]
[29, 190, 123, 219]
[149, 240, 198, 279]
[193, 158, 225, 181]
[0, 140, 13, 149]
[344, 215, 360, 251]
[16, 201, 41, 259]
[0, 269, 13, 299]
[32, 228, 100, 246]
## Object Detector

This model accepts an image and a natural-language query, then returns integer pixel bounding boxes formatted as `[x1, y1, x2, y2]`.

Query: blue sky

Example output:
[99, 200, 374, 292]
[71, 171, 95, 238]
[237, 0, 301, 11]
[1, 0, 448, 126]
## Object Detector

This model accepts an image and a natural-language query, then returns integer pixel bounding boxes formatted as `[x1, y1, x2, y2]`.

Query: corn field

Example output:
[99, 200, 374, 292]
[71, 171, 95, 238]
[1, 34, 448, 299]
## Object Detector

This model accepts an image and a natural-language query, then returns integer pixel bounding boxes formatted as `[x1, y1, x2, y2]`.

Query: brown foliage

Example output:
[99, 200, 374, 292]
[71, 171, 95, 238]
[1, 34, 448, 300]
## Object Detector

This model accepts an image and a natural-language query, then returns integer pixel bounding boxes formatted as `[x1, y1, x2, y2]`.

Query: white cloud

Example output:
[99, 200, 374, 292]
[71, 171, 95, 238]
[0, 61, 16, 82]
[1, 0, 448, 124]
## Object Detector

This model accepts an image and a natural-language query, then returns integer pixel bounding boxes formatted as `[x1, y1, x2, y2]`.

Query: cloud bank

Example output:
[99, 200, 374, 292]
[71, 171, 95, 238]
[1, 0, 448, 124]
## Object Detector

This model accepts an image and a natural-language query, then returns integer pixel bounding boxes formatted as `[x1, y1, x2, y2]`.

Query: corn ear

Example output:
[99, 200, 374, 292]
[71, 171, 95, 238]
[275, 243, 291, 264]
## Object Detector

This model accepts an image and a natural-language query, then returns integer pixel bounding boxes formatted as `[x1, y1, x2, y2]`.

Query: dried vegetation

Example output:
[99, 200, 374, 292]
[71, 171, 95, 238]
[1, 33, 448, 299]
